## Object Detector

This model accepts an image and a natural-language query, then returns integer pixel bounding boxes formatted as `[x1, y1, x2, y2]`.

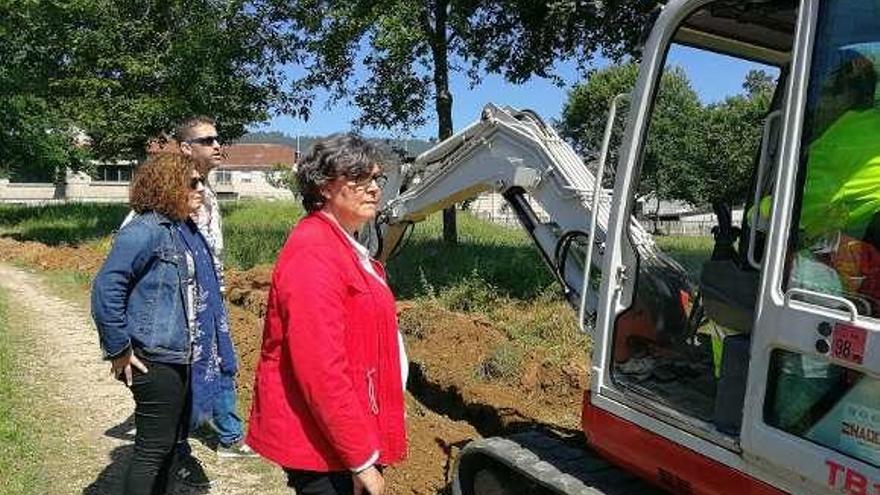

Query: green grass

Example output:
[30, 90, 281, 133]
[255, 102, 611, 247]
[0, 201, 714, 301]
[655, 235, 714, 279]
[221, 200, 303, 269]
[0, 203, 129, 245]
[388, 212, 555, 300]
[38, 269, 94, 304]
[0, 200, 303, 269]
[0, 289, 46, 495]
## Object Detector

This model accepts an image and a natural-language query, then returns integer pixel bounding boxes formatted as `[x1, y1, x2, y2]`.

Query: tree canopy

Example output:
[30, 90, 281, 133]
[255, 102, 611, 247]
[691, 71, 773, 210]
[266, 0, 654, 240]
[559, 62, 703, 201]
[268, 0, 654, 136]
[1, 0, 293, 180]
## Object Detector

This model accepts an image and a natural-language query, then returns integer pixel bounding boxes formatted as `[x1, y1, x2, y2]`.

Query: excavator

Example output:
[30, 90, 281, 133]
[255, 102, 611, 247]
[366, 0, 880, 493]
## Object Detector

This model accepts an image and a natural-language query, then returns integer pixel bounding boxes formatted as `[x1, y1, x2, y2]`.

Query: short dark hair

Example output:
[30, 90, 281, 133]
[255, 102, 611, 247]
[830, 56, 877, 108]
[174, 116, 216, 142]
[297, 133, 385, 212]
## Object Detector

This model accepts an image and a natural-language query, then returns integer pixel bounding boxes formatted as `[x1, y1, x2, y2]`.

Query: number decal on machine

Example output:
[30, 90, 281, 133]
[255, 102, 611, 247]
[833, 323, 868, 365]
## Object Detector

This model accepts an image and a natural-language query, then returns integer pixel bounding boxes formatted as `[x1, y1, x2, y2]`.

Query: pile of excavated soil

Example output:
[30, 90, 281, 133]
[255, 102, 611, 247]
[399, 301, 587, 432]
[226, 266, 273, 318]
[0, 237, 106, 274]
[1, 235, 589, 494]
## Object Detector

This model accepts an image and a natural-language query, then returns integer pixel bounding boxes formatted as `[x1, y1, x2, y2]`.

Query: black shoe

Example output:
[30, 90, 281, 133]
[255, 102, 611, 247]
[173, 454, 212, 488]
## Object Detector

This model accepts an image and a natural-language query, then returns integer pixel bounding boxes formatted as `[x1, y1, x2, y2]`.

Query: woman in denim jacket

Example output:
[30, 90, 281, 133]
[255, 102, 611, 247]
[92, 153, 220, 494]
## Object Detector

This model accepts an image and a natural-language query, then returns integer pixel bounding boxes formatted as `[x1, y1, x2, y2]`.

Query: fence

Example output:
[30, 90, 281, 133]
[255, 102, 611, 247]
[466, 192, 550, 226]
[647, 219, 716, 236]
[466, 192, 716, 236]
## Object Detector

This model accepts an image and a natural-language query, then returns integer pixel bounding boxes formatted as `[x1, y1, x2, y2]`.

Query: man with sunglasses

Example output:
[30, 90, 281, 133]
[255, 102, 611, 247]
[177, 116, 224, 274]
[175, 117, 259, 488]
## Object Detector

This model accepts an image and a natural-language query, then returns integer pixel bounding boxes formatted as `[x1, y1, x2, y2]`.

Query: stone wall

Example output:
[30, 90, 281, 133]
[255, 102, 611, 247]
[0, 179, 62, 204]
[1, 169, 292, 204]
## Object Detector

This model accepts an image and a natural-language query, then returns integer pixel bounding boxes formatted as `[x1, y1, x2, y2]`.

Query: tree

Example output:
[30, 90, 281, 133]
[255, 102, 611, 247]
[559, 62, 703, 215]
[267, 0, 654, 242]
[0, 2, 91, 181]
[1, 0, 294, 179]
[265, 163, 300, 193]
[693, 71, 773, 217]
[560, 64, 774, 228]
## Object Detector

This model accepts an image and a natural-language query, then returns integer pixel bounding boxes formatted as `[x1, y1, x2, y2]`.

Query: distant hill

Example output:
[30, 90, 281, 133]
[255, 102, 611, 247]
[237, 132, 437, 160]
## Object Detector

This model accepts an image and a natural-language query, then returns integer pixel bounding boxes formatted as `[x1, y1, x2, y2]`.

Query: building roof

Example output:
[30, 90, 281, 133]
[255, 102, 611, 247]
[219, 143, 296, 170]
[147, 141, 296, 170]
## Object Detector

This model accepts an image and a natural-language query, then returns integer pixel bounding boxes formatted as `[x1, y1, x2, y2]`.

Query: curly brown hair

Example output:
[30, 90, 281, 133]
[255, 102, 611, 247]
[129, 153, 195, 221]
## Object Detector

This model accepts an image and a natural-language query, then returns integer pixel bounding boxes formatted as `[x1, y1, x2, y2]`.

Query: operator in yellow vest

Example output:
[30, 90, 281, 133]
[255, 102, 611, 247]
[750, 55, 880, 243]
[800, 55, 880, 241]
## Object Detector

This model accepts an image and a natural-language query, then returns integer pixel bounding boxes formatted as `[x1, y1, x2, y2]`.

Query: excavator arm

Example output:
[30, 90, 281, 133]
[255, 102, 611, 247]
[375, 103, 686, 326]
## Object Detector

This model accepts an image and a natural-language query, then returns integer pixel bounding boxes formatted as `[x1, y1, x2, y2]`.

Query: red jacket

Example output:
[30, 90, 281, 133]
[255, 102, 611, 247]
[246, 213, 407, 471]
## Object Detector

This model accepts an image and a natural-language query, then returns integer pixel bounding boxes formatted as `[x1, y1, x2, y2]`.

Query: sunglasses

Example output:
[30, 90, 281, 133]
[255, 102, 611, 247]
[189, 177, 206, 190]
[348, 174, 388, 190]
[187, 135, 220, 146]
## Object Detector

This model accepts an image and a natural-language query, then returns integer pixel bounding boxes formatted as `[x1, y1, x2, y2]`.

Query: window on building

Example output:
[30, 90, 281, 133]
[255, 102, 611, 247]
[240, 172, 253, 184]
[214, 170, 232, 185]
[94, 165, 133, 182]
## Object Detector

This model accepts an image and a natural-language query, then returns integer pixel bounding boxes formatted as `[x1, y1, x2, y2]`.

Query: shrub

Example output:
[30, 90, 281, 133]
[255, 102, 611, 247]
[476, 343, 522, 382]
[437, 271, 499, 313]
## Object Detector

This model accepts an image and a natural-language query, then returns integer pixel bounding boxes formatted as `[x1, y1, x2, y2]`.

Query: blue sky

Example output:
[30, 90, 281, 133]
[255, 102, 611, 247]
[254, 44, 779, 140]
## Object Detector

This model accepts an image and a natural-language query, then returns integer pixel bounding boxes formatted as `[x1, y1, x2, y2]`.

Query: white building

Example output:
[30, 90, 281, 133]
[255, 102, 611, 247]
[205, 143, 296, 201]
[1, 143, 297, 204]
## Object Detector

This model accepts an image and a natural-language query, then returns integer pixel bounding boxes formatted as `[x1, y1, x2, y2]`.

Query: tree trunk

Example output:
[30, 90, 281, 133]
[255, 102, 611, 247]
[653, 195, 661, 234]
[710, 201, 736, 261]
[430, 0, 457, 244]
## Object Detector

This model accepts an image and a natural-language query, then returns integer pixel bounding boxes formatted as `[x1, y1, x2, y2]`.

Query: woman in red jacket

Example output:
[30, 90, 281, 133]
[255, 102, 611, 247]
[247, 134, 407, 495]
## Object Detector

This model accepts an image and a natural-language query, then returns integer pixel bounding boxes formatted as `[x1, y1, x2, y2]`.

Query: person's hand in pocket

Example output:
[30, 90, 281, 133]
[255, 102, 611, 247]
[111, 351, 148, 386]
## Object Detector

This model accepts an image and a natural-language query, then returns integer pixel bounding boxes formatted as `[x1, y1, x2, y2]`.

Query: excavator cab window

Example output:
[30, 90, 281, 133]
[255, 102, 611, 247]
[609, 0, 795, 437]
[765, 0, 880, 467]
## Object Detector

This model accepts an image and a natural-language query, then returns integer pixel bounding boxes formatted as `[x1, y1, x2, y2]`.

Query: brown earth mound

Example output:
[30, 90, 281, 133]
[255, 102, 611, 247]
[0, 237, 106, 274]
[226, 266, 273, 318]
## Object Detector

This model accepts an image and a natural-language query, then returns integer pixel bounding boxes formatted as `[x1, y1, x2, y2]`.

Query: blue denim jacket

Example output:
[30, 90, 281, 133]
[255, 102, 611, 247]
[91, 211, 193, 364]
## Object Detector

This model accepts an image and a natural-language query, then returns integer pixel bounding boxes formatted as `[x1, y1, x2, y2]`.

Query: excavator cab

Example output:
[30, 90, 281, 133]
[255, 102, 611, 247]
[590, 0, 880, 492]
[373, 0, 880, 492]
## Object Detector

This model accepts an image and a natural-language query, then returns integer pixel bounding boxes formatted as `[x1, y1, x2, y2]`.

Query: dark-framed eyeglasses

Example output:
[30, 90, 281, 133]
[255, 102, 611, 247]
[187, 135, 220, 146]
[348, 174, 388, 190]
[189, 177, 206, 190]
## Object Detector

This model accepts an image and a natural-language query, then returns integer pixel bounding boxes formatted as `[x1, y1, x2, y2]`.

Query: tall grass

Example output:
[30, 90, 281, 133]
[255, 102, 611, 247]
[0, 290, 46, 494]
[388, 213, 555, 300]
[222, 201, 303, 269]
[0, 203, 129, 245]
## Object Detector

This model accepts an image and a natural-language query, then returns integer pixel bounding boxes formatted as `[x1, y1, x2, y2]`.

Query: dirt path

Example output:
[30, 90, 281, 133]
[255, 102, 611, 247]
[0, 263, 288, 494]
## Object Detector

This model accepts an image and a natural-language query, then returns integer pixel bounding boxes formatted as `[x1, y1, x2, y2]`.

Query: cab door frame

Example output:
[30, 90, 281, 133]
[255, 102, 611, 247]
[740, 0, 880, 492]
[587, 0, 799, 490]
